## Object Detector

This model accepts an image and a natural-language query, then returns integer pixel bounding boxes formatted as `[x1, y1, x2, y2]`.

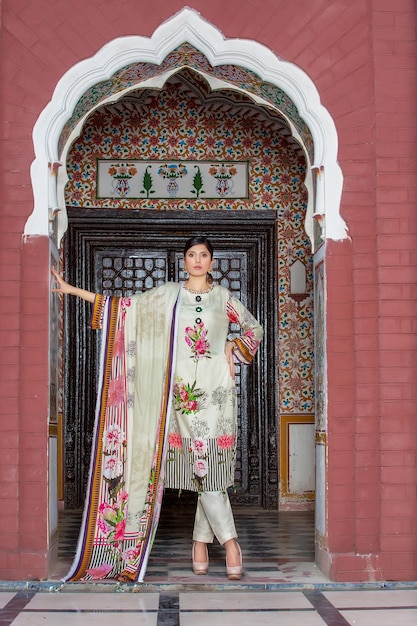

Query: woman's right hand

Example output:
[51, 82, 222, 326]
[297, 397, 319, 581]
[51, 268, 73, 295]
[51, 268, 96, 302]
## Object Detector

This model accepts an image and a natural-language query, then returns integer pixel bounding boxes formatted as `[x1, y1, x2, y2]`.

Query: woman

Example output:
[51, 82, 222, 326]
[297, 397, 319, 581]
[52, 236, 263, 582]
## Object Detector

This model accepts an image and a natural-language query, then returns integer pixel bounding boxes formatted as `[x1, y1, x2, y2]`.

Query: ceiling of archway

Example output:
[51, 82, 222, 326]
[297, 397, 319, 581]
[59, 43, 313, 159]
[102, 68, 304, 155]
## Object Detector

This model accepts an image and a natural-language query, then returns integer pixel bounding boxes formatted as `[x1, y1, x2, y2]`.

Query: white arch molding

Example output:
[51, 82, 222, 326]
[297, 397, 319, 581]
[25, 6, 347, 242]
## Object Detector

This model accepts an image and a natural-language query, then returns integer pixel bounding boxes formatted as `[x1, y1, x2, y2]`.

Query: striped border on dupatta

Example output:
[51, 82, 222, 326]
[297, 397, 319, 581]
[65, 295, 120, 581]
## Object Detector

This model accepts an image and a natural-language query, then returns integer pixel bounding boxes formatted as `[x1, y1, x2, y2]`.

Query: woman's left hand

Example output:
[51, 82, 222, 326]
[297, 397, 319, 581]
[224, 342, 236, 380]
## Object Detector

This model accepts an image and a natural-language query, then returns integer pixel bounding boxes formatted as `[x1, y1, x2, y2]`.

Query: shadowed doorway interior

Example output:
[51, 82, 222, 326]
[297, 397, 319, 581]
[63, 210, 277, 515]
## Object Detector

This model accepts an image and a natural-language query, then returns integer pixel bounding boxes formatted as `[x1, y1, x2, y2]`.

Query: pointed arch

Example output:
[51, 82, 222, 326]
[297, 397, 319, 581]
[25, 7, 346, 243]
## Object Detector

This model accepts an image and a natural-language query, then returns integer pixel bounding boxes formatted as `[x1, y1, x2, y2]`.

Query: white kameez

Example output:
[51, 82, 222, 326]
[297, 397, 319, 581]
[164, 284, 263, 493]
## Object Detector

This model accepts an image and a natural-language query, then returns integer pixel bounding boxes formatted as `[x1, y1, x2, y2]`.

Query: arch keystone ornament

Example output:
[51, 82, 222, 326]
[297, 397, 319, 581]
[25, 6, 346, 245]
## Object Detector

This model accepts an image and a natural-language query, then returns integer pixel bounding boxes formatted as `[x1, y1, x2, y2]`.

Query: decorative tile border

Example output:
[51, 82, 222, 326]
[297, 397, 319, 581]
[96, 159, 249, 200]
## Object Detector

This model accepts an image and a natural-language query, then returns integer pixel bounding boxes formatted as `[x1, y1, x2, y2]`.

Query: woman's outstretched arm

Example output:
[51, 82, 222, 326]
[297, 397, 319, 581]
[51, 267, 96, 303]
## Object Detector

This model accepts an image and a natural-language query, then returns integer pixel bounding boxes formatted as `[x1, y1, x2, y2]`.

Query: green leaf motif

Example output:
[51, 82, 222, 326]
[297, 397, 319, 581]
[141, 165, 155, 198]
[191, 165, 205, 198]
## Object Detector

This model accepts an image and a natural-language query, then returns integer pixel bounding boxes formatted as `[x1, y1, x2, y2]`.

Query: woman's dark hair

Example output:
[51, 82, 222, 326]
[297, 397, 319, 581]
[183, 236, 214, 259]
[183, 236, 214, 284]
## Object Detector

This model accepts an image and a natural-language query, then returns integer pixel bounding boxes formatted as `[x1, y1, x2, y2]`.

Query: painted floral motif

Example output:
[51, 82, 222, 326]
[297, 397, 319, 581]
[189, 438, 209, 487]
[215, 163, 236, 178]
[85, 563, 113, 580]
[217, 434, 236, 450]
[98, 488, 128, 544]
[113, 330, 125, 357]
[158, 162, 188, 179]
[108, 163, 137, 179]
[126, 340, 136, 356]
[120, 297, 131, 322]
[103, 455, 124, 480]
[107, 377, 125, 406]
[191, 437, 208, 456]
[185, 322, 211, 362]
[127, 464, 159, 556]
[193, 458, 208, 480]
[209, 163, 237, 197]
[108, 163, 137, 197]
[168, 432, 183, 449]
[215, 412, 236, 439]
[158, 162, 188, 197]
[173, 379, 207, 414]
[212, 386, 227, 410]
[190, 416, 210, 440]
[93, 420, 129, 573]
[103, 423, 125, 450]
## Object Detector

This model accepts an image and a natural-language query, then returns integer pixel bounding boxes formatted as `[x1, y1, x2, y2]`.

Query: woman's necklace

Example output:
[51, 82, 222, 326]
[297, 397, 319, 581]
[184, 283, 214, 295]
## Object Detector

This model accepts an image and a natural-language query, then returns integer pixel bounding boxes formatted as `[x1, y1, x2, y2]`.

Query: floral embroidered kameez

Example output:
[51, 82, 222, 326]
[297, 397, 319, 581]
[165, 285, 263, 492]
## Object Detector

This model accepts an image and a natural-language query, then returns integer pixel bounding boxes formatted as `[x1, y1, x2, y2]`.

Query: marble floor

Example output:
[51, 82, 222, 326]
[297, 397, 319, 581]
[1, 589, 417, 626]
[1, 496, 416, 625]
[53, 493, 326, 585]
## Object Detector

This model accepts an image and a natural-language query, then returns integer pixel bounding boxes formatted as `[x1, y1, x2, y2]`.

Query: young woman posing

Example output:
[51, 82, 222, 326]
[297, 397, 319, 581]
[52, 235, 263, 582]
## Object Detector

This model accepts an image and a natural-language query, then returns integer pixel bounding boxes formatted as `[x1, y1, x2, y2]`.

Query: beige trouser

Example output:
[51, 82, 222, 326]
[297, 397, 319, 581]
[192, 491, 237, 545]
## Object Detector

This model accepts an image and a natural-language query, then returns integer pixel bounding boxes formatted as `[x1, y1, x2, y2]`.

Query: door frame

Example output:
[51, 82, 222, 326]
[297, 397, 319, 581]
[64, 209, 278, 509]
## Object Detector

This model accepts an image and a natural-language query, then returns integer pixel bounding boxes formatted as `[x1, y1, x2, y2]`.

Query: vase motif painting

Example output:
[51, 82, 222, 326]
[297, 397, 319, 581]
[158, 163, 188, 198]
[108, 163, 138, 198]
[209, 164, 237, 197]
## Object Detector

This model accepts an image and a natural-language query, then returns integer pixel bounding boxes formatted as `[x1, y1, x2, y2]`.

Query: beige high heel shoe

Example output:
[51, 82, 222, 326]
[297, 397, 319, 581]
[192, 542, 209, 575]
[226, 542, 243, 580]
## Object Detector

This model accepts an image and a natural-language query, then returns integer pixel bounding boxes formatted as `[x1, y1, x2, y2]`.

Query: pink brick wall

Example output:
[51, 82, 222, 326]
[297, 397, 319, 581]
[371, 0, 417, 582]
[324, 0, 417, 582]
[0, 0, 416, 581]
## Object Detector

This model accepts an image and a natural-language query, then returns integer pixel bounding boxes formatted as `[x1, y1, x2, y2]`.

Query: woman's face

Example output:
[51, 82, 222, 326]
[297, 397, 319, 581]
[184, 244, 213, 277]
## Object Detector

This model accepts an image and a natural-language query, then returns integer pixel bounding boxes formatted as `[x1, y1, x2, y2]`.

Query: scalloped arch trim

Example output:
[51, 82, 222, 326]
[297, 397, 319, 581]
[25, 7, 347, 241]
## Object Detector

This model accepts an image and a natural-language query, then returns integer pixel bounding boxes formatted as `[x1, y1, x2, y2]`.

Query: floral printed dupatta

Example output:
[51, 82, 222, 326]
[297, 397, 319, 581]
[65, 283, 182, 583]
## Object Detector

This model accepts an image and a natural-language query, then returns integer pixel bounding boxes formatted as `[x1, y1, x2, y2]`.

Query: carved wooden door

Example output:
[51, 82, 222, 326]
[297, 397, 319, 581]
[64, 211, 277, 509]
